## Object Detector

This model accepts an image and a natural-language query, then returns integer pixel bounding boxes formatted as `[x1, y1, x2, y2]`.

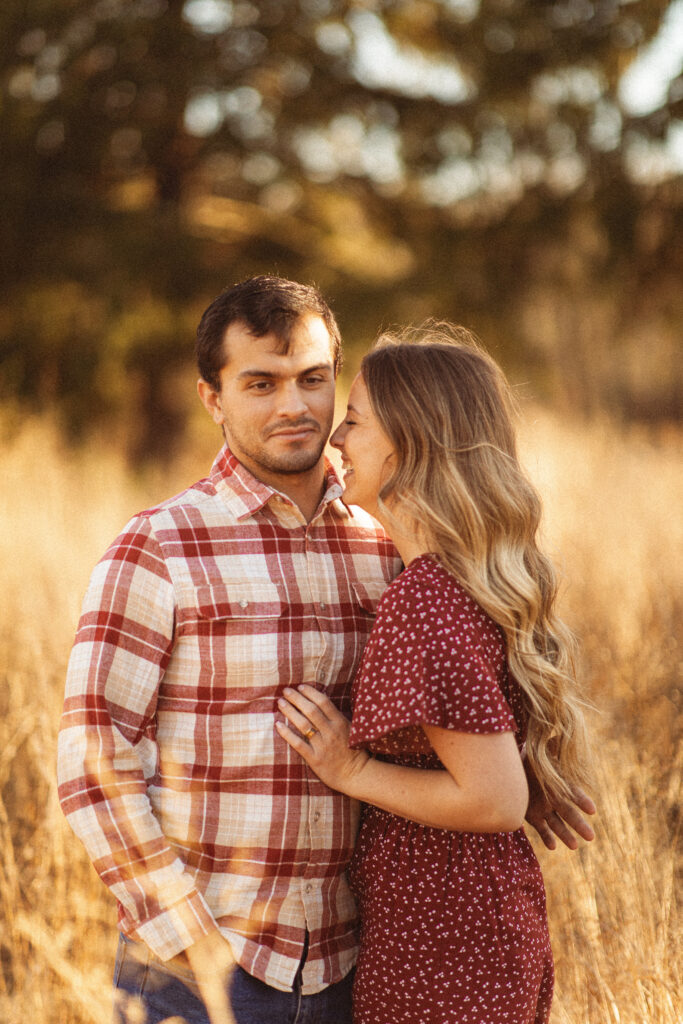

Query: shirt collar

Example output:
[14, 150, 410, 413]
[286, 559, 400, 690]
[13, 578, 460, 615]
[209, 444, 350, 522]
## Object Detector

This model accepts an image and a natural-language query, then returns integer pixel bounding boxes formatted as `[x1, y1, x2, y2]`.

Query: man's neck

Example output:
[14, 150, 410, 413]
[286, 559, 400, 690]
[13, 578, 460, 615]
[238, 455, 328, 524]
[277, 468, 328, 524]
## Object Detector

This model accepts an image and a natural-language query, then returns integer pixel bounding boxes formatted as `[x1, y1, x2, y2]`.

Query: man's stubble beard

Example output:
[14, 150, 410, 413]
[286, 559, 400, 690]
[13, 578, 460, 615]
[222, 424, 329, 477]
[249, 443, 327, 476]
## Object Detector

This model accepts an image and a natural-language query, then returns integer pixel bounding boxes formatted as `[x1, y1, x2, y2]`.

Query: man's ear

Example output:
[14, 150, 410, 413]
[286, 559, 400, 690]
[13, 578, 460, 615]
[197, 378, 225, 426]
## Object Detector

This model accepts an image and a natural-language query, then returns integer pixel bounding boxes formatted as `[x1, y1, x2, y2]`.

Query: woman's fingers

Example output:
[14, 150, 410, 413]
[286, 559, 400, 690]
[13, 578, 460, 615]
[277, 696, 319, 740]
[278, 684, 346, 734]
[275, 689, 366, 796]
[282, 684, 337, 723]
[570, 786, 597, 817]
[275, 719, 314, 757]
[279, 687, 321, 725]
[277, 683, 351, 738]
[535, 822, 558, 851]
[295, 684, 337, 715]
[276, 685, 351, 751]
[547, 789, 596, 844]
[546, 811, 578, 850]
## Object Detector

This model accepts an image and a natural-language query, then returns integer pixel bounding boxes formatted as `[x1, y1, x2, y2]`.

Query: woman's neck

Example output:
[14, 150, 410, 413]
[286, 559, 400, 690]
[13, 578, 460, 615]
[375, 509, 430, 568]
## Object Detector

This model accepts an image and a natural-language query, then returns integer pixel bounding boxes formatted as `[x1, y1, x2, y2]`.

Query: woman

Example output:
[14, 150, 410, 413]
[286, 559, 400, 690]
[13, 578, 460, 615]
[276, 324, 592, 1024]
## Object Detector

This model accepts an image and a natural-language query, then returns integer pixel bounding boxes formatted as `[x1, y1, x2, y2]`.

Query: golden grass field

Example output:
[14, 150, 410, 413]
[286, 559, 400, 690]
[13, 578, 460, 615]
[0, 406, 680, 1023]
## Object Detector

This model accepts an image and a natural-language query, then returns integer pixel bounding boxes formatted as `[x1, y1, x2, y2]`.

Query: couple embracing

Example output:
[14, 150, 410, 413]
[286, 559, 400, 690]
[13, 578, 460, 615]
[58, 275, 594, 1024]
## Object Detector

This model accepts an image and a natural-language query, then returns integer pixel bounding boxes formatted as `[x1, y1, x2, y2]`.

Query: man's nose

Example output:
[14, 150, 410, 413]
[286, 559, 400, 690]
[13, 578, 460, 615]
[277, 382, 309, 417]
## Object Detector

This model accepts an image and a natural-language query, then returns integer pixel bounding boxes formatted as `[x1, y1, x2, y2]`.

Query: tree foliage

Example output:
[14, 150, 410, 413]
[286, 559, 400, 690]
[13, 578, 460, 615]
[1, 0, 681, 454]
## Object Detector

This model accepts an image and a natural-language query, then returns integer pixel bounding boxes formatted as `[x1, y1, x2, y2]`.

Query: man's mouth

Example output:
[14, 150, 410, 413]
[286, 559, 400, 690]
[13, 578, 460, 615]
[268, 423, 318, 440]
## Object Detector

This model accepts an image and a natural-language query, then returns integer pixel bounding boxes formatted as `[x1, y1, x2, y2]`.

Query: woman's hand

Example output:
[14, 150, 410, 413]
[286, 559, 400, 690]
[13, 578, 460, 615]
[277, 689, 530, 832]
[276, 685, 370, 795]
[524, 759, 596, 850]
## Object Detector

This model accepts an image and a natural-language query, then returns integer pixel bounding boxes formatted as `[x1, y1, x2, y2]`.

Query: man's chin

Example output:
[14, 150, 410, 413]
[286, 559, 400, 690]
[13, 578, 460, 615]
[271, 455, 324, 476]
[259, 443, 326, 476]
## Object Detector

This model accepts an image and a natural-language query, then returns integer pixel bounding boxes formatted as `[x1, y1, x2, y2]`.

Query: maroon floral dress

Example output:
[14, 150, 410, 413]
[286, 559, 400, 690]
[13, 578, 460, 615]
[348, 555, 553, 1024]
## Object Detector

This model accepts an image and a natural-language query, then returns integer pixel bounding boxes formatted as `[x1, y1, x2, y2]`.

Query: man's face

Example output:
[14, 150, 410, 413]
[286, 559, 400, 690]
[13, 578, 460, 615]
[198, 314, 337, 486]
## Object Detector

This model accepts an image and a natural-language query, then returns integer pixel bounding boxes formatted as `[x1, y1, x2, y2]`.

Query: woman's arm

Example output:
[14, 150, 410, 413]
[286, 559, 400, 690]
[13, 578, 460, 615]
[276, 685, 528, 832]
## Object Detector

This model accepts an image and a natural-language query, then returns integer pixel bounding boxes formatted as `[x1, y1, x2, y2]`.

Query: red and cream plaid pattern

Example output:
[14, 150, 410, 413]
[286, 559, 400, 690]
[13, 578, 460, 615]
[58, 445, 400, 994]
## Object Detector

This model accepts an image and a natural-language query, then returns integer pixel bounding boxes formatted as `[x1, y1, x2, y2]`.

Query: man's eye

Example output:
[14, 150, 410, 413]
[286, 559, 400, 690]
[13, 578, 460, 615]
[302, 375, 324, 386]
[250, 381, 273, 391]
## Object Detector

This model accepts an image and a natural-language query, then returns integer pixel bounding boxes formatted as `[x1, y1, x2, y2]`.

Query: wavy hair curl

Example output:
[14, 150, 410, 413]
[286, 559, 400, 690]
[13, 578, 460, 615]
[361, 322, 591, 802]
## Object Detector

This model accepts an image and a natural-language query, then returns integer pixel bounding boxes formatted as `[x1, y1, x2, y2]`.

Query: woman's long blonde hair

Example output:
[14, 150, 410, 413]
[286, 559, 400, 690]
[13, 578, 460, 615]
[362, 322, 591, 802]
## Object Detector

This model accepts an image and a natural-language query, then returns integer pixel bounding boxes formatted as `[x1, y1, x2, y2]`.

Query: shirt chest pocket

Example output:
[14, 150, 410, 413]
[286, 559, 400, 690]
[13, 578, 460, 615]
[178, 581, 284, 685]
[349, 579, 388, 651]
[352, 580, 386, 619]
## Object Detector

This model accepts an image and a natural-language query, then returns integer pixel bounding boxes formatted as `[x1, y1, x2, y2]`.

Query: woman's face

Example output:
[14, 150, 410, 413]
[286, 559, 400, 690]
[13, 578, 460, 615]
[330, 374, 395, 516]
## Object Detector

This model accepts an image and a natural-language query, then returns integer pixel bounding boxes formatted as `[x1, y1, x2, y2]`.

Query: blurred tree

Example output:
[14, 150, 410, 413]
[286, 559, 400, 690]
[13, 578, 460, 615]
[1, 0, 680, 455]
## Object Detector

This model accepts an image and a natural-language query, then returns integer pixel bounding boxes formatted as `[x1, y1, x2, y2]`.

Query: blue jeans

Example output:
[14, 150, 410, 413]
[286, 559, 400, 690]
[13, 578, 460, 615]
[112, 934, 354, 1024]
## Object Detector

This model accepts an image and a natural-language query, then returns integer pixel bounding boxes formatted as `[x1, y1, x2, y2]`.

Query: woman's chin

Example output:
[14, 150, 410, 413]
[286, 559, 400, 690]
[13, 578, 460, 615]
[342, 489, 375, 518]
[342, 485, 362, 509]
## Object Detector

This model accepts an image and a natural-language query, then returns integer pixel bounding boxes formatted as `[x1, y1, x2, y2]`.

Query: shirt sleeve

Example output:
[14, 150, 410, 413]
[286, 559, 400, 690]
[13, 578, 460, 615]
[57, 515, 219, 961]
[349, 568, 517, 749]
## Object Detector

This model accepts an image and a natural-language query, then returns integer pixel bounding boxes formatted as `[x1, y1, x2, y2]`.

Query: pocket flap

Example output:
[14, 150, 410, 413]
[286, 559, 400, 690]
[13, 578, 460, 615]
[193, 582, 283, 620]
[351, 579, 388, 616]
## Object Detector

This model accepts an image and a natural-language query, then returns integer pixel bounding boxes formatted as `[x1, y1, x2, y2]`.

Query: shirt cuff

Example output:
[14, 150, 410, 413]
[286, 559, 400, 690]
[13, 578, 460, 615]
[128, 888, 221, 962]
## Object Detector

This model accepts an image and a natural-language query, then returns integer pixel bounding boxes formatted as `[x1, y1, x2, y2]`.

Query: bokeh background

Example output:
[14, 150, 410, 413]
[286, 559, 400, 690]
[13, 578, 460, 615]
[0, 1, 680, 1021]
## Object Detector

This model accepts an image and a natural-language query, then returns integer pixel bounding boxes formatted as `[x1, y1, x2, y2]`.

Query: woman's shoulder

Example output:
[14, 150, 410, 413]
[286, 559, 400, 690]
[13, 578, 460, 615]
[385, 554, 477, 611]
[379, 555, 502, 645]
[375, 554, 436, 616]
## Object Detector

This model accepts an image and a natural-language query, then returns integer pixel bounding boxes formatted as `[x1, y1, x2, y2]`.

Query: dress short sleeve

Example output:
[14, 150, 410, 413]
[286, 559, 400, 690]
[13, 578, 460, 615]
[349, 555, 517, 751]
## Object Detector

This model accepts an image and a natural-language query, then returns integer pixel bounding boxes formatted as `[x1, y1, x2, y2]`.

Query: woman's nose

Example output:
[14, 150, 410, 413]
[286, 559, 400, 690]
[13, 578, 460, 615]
[330, 421, 346, 449]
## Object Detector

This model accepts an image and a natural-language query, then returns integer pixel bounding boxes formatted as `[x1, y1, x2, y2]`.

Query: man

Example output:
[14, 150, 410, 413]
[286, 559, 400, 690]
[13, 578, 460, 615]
[58, 276, 594, 1024]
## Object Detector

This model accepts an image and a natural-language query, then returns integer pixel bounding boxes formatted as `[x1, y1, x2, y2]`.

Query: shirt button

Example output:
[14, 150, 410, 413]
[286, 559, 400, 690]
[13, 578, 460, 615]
[313, 811, 321, 822]
[238, 600, 248, 609]
[305, 883, 313, 894]
[319, 602, 326, 610]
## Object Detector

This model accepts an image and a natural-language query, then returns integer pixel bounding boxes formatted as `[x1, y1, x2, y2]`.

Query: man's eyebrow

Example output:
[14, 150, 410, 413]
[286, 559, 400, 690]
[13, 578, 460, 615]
[236, 363, 333, 380]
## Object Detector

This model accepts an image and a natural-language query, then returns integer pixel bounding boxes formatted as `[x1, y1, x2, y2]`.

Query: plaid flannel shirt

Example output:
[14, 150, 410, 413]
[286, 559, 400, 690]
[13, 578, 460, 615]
[57, 445, 400, 994]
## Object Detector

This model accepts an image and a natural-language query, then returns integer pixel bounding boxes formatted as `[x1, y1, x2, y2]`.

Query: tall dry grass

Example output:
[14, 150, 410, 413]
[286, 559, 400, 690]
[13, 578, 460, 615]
[518, 410, 681, 1024]
[0, 408, 680, 1023]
